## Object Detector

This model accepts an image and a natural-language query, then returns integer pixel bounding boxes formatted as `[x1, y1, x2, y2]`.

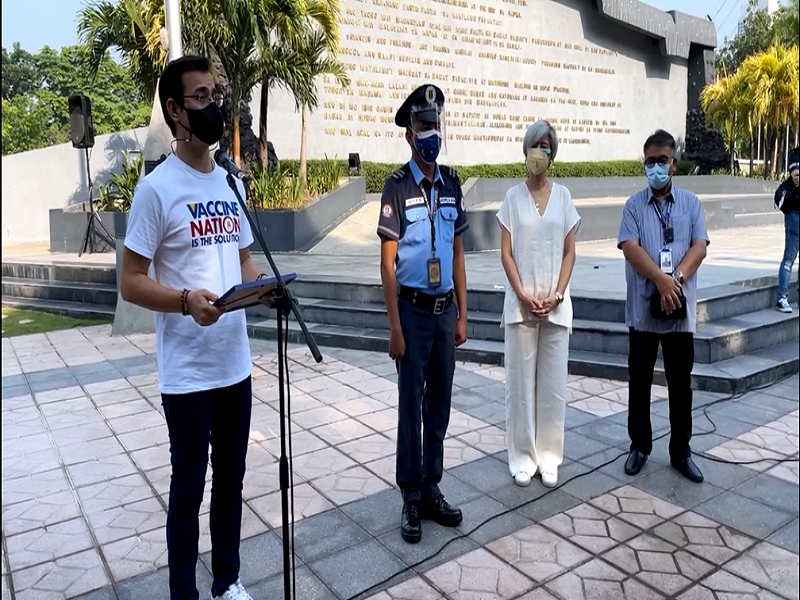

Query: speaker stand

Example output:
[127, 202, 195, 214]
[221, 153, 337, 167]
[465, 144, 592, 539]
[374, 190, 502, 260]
[78, 147, 115, 257]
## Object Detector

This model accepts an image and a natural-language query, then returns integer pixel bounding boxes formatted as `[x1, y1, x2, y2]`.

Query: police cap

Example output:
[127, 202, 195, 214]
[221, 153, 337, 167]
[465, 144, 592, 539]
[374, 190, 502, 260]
[394, 84, 445, 128]
[789, 147, 799, 174]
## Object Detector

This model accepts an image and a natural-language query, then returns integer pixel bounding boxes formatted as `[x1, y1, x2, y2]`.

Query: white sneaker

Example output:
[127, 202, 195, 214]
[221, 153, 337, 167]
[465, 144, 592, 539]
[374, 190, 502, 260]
[514, 472, 532, 487]
[214, 580, 253, 600]
[776, 297, 793, 313]
[541, 470, 558, 488]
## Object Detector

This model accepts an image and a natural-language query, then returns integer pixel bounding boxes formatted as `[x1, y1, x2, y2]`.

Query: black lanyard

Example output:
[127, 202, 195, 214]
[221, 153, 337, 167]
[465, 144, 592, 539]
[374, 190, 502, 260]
[419, 181, 437, 256]
[652, 199, 673, 245]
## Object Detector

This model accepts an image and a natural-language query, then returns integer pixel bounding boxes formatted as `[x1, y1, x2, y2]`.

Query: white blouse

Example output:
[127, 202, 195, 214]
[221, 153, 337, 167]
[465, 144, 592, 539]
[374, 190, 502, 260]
[496, 181, 581, 330]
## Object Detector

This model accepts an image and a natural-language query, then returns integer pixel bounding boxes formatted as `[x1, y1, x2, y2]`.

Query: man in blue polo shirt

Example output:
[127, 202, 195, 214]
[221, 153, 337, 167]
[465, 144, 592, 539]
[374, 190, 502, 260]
[377, 84, 469, 544]
[618, 129, 710, 484]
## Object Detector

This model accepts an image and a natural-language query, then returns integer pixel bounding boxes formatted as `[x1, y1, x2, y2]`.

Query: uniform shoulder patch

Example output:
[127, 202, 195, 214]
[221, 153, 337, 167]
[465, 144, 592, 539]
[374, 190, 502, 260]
[391, 164, 409, 181]
[440, 165, 459, 181]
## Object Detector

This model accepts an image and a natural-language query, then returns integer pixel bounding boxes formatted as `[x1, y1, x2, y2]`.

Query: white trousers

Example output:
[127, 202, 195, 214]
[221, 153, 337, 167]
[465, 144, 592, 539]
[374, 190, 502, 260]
[504, 320, 570, 477]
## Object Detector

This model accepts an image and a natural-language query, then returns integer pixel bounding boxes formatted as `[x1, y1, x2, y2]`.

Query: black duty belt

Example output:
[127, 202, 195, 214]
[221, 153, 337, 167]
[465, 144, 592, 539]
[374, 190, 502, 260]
[399, 286, 454, 316]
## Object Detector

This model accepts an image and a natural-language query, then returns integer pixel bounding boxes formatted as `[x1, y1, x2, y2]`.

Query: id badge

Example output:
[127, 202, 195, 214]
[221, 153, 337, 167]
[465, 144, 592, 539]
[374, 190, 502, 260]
[427, 257, 442, 287]
[659, 249, 674, 273]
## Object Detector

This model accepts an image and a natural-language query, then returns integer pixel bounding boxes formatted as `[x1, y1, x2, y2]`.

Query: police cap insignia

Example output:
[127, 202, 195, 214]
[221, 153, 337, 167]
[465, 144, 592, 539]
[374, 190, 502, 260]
[394, 84, 445, 128]
[425, 86, 436, 104]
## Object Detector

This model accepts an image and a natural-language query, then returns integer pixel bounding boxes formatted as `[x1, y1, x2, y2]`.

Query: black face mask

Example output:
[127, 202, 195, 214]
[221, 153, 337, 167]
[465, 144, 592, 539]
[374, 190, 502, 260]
[181, 102, 224, 145]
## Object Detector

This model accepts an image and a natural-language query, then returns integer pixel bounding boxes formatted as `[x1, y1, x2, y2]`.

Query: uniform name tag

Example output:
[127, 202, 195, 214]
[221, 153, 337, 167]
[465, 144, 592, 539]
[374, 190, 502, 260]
[405, 197, 425, 207]
[427, 258, 442, 286]
[439, 196, 456, 205]
[660, 249, 674, 273]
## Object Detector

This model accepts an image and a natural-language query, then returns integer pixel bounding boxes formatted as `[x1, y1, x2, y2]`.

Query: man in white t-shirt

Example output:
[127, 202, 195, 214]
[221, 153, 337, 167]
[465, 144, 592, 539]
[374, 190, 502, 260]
[121, 56, 265, 600]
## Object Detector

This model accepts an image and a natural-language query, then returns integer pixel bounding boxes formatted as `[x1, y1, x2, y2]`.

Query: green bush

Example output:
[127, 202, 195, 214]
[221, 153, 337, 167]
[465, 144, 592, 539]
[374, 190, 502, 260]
[676, 160, 697, 175]
[249, 164, 305, 210]
[248, 157, 343, 210]
[97, 152, 143, 212]
[259, 158, 708, 195]
[289, 159, 654, 193]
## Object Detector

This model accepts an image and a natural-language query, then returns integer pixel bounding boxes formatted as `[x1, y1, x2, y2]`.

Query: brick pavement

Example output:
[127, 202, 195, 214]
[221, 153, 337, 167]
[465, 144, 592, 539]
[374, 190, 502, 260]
[1, 325, 797, 600]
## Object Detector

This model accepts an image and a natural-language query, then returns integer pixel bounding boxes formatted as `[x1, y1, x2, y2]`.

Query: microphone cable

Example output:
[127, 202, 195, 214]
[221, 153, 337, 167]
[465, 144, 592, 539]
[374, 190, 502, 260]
[344, 373, 798, 600]
[283, 308, 298, 600]
[242, 162, 299, 600]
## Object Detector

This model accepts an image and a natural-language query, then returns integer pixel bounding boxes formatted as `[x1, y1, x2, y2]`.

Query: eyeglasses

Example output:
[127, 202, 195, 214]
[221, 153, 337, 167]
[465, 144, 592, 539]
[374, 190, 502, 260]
[183, 92, 224, 107]
[644, 157, 672, 168]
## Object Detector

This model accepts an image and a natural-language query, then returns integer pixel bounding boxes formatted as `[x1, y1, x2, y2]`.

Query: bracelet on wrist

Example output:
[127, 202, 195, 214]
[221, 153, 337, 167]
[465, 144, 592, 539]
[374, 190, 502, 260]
[180, 288, 190, 316]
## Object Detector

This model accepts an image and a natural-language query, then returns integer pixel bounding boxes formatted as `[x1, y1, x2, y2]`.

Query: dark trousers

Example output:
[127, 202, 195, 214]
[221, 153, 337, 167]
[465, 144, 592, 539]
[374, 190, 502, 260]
[628, 329, 694, 461]
[161, 376, 252, 600]
[396, 298, 456, 503]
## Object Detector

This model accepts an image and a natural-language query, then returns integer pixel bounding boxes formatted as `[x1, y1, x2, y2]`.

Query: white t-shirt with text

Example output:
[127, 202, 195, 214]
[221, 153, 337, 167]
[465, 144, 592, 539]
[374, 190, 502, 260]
[124, 154, 255, 394]
[496, 181, 581, 330]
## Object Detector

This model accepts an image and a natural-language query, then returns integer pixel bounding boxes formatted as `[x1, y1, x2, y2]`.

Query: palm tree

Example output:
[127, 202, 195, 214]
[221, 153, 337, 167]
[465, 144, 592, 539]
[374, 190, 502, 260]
[293, 26, 349, 190]
[77, 0, 167, 99]
[701, 71, 747, 173]
[184, 0, 308, 167]
[742, 44, 799, 176]
[258, 0, 340, 169]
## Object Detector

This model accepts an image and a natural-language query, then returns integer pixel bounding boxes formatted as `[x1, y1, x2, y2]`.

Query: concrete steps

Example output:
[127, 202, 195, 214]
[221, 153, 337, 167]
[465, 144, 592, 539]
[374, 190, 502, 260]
[2, 277, 117, 307]
[245, 318, 799, 394]
[281, 277, 789, 324]
[2, 259, 797, 392]
[1, 296, 115, 320]
[259, 295, 797, 364]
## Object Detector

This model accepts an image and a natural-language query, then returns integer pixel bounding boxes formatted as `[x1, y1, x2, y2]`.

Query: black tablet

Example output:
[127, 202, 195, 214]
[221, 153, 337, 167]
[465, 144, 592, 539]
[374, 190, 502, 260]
[214, 273, 297, 312]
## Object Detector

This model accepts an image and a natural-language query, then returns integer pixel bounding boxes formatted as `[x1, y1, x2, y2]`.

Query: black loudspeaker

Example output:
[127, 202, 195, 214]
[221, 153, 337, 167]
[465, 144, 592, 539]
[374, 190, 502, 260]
[68, 93, 95, 149]
[348, 152, 361, 176]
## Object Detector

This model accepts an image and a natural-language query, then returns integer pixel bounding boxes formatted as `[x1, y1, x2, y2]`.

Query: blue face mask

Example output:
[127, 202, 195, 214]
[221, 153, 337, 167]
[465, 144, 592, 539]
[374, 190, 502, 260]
[645, 163, 671, 190]
[413, 129, 442, 164]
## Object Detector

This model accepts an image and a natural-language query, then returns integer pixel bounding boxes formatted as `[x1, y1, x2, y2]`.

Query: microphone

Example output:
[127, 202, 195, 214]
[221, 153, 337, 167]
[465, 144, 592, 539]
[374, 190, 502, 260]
[214, 149, 244, 179]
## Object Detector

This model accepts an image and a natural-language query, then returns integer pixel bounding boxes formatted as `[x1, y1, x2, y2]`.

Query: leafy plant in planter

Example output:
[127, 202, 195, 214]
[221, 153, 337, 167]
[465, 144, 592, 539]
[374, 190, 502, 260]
[307, 156, 342, 197]
[98, 152, 143, 212]
[249, 156, 342, 210]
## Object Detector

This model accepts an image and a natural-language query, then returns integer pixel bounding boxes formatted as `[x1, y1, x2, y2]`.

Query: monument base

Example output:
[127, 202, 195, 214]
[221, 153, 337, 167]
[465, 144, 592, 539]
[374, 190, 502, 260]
[111, 238, 155, 337]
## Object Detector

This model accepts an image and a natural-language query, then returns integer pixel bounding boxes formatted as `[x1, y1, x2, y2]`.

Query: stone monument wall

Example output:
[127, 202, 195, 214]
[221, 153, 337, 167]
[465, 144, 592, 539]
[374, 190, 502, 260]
[258, 0, 716, 164]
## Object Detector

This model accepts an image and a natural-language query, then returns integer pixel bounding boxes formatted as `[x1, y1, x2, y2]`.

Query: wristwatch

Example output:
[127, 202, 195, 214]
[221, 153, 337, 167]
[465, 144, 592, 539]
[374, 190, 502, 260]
[555, 292, 565, 305]
[672, 270, 685, 285]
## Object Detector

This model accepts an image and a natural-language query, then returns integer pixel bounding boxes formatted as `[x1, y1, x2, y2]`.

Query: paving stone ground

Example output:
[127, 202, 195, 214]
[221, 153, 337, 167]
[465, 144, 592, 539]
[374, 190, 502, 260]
[1, 325, 797, 600]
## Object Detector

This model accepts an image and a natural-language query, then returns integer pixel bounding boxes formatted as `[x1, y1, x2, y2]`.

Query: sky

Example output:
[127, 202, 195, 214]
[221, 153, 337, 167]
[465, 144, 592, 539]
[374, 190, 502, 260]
[1, 0, 752, 55]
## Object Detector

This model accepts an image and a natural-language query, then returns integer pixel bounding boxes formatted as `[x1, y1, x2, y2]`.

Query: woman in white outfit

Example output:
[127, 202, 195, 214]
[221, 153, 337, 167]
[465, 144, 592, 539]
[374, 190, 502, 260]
[496, 120, 580, 488]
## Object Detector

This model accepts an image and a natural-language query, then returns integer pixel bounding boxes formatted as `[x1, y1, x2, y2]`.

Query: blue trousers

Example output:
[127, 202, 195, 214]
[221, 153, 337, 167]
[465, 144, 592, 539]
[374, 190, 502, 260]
[161, 376, 252, 600]
[778, 211, 799, 299]
[396, 298, 456, 503]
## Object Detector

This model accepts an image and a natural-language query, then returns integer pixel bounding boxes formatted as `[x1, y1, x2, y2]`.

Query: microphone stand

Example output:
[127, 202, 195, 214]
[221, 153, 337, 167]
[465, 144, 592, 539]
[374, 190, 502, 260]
[224, 170, 322, 600]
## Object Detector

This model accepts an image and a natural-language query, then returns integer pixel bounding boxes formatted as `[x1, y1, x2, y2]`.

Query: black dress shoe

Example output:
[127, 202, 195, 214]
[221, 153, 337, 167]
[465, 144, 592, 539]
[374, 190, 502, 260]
[672, 457, 704, 483]
[421, 495, 463, 527]
[625, 450, 648, 476]
[401, 501, 421, 544]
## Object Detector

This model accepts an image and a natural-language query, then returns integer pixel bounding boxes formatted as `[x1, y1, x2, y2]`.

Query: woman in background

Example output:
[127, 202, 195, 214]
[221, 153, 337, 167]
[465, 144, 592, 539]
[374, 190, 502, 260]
[496, 120, 581, 488]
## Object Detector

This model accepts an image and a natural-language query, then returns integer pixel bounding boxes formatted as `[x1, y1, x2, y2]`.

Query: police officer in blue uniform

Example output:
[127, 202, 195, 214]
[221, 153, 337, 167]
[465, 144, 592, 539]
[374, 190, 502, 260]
[377, 84, 469, 544]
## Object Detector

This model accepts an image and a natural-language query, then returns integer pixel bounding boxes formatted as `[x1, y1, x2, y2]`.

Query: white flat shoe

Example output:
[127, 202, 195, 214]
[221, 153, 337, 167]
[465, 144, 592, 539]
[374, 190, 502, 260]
[541, 470, 558, 488]
[514, 472, 532, 487]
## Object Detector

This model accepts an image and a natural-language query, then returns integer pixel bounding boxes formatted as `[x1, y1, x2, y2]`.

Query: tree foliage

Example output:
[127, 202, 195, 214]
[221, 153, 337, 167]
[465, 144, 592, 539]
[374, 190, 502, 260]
[257, 0, 341, 166]
[1, 44, 151, 155]
[705, 43, 799, 176]
[295, 24, 350, 188]
[717, 0, 800, 74]
[77, 0, 167, 100]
